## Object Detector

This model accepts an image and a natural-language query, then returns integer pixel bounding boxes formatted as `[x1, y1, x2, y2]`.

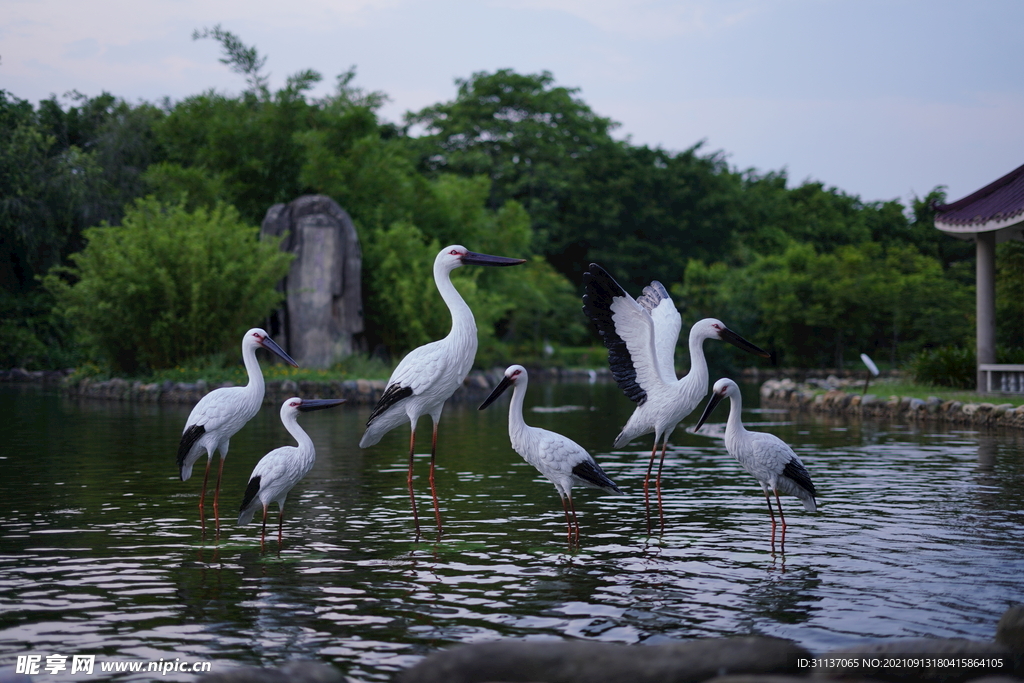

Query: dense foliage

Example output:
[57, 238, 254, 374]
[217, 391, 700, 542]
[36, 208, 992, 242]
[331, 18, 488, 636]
[44, 198, 292, 373]
[2, 28, 1017, 381]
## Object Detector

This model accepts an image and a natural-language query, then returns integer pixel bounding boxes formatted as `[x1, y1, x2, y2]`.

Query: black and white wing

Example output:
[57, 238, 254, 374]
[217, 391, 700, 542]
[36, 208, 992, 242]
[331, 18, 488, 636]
[583, 263, 672, 405]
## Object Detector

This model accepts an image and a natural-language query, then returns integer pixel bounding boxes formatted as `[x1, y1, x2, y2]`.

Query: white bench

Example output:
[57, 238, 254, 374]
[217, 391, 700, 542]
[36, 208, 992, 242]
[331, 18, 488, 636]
[979, 364, 1024, 393]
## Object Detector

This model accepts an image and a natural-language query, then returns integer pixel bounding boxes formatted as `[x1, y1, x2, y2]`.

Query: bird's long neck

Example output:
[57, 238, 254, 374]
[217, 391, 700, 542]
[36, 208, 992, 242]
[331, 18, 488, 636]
[283, 413, 316, 465]
[681, 329, 710, 393]
[435, 262, 478, 356]
[241, 342, 266, 402]
[725, 391, 747, 439]
[507, 378, 531, 447]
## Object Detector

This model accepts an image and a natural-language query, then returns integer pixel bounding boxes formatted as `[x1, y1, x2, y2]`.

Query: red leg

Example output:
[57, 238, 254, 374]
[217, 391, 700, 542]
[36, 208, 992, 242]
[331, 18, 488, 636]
[774, 490, 787, 552]
[198, 456, 212, 528]
[643, 442, 657, 532]
[429, 422, 442, 533]
[260, 504, 268, 550]
[212, 456, 226, 532]
[407, 427, 420, 533]
[655, 441, 668, 531]
[763, 489, 777, 552]
[561, 497, 573, 545]
[568, 496, 580, 545]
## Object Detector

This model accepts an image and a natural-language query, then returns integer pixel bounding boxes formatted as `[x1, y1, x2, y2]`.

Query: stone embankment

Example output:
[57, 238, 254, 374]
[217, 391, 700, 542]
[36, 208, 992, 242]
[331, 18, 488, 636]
[1, 366, 610, 406]
[197, 605, 1024, 683]
[760, 377, 1024, 430]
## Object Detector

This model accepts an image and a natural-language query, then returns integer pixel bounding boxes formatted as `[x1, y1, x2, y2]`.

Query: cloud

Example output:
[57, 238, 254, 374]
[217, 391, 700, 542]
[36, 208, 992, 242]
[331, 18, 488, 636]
[489, 0, 761, 40]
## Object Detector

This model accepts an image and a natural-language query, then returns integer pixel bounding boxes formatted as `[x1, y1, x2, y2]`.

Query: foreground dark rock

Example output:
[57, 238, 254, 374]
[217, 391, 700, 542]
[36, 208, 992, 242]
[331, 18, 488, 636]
[397, 636, 811, 683]
[188, 605, 1022, 682]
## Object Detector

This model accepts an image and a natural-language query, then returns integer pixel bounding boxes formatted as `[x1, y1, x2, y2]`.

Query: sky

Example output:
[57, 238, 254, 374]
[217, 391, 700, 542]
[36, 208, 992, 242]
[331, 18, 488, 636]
[3, 0, 1023, 205]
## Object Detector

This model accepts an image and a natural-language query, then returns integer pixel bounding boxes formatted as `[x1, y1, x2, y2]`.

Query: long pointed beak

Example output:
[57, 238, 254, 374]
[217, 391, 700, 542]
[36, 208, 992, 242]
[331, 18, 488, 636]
[462, 251, 527, 267]
[693, 392, 726, 433]
[479, 375, 515, 410]
[261, 336, 299, 367]
[718, 327, 771, 359]
[297, 399, 346, 413]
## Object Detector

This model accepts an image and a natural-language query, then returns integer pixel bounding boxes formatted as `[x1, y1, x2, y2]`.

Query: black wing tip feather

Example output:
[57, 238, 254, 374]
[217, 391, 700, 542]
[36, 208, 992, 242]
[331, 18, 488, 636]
[177, 424, 205, 469]
[572, 459, 623, 494]
[782, 459, 817, 497]
[366, 384, 414, 427]
[582, 267, 647, 405]
[239, 475, 261, 513]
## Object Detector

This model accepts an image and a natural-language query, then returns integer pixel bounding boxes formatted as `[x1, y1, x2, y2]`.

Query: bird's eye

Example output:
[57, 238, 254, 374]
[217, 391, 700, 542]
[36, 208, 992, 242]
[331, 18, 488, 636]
[449, 249, 460, 256]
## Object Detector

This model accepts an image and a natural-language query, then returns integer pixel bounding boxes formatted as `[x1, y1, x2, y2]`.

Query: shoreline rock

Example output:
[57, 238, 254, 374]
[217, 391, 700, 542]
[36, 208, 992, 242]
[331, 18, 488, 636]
[1, 366, 612, 406]
[759, 378, 1024, 430]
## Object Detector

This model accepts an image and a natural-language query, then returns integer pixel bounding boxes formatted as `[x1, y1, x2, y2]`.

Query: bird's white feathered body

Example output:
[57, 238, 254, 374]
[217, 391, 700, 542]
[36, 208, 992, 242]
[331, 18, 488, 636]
[179, 383, 263, 482]
[613, 318, 715, 449]
[358, 246, 526, 531]
[582, 264, 771, 519]
[358, 323, 476, 449]
[236, 444, 312, 526]
[178, 329, 297, 482]
[237, 397, 345, 542]
[582, 266, 767, 450]
[726, 430, 817, 512]
[480, 365, 621, 541]
[698, 378, 817, 514]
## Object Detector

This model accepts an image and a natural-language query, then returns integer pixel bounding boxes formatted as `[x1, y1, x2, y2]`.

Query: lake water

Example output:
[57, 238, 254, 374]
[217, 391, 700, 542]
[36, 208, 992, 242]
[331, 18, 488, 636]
[1, 381, 1022, 681]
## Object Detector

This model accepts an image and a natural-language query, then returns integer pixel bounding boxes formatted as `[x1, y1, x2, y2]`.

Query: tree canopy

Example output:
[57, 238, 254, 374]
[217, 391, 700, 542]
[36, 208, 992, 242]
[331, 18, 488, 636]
[1, 29, 1006, 375]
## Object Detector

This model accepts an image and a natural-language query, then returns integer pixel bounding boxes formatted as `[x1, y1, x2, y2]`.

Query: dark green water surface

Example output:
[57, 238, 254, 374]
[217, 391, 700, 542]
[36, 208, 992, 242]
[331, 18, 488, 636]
[1, 382, 1022, 680]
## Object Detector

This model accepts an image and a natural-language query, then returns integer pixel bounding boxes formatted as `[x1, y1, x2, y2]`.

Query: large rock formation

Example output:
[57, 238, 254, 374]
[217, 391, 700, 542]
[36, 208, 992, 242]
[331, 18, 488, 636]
[261, 196, 363, 368]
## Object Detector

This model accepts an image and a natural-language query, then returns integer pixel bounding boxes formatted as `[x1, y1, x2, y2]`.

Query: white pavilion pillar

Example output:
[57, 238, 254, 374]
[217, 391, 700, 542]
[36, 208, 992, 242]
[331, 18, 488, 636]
[976, 230, 996, 390]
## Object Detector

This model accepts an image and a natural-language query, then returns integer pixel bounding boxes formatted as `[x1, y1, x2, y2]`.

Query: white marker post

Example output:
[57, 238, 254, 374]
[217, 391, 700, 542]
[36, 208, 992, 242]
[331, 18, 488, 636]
[860, 353, 880, 395]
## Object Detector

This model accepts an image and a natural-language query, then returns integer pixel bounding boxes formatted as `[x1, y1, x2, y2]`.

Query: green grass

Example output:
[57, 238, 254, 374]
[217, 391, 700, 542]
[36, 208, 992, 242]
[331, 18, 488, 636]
[839, 378, 1024, 407]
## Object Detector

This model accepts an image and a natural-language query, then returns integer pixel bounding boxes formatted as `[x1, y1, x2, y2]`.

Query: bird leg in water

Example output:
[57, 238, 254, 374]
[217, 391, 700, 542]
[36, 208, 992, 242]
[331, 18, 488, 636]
[643, 443, 657, 531]
[407, 429, 420, 533]
[198, 457, 212, 528]
[568, 496, 581, 545]
[774, 489, 788, 552]
[643, 444, 657, 505]
[762, 489, 777, 551]
[212, 456, 226, 531]
[762, 488, 777, 527]
[260, 504, 268, 550]
[277, 509, 284, 545]
[561, 497, 573, 545]
[429, 422, 442, 532]
[655, 441, 668, 532]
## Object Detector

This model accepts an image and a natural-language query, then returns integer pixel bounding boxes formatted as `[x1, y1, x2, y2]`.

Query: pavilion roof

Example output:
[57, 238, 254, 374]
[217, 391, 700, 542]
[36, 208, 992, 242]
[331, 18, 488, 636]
[935, 162, 1024, 235]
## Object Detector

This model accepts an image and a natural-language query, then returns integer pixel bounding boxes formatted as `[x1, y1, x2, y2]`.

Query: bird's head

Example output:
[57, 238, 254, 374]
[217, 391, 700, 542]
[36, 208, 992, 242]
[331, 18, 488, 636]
[479, 364, 527, 410]
[693, 377, 740, 433]
[436, 245, 527, 272]
[243, 328, 299, 367]
[693, 319, 771, 360]
[281, 396, 346, 419]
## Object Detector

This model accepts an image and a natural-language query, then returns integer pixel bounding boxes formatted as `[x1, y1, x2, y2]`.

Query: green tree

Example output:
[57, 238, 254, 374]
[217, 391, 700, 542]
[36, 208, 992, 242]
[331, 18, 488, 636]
[45, 198, 292, 374]
[675, 242, 972, 368]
